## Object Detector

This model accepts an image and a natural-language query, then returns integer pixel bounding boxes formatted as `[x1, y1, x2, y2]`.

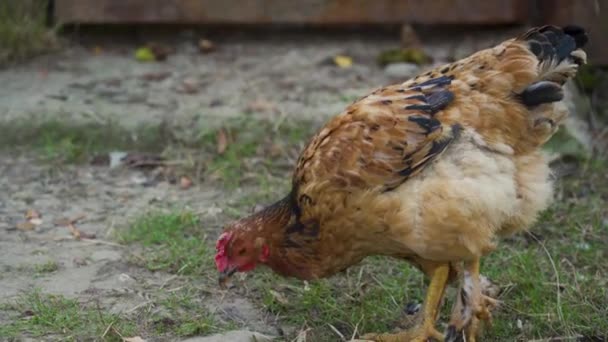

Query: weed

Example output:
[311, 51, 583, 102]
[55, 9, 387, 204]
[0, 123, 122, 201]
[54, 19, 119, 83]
[0, 119, 170, 163]
[0, 0, 58, 66]
[119, 211, 213, 276]
[33, 260, 59, 274]
[0, 290, 136, 341]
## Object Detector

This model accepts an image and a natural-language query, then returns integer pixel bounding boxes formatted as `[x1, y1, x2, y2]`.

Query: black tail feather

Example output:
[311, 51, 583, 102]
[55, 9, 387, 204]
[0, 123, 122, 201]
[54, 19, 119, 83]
[521, 25, 588, 63]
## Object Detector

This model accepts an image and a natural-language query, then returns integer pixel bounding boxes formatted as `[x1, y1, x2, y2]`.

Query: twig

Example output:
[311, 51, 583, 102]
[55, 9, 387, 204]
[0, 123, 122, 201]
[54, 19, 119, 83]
[527, 232, 570, 335]
[80, 237, 124, 248]
[126, 301, 150, 313]
[370, 275, 399, 308]
[101, 321, 114, 338]
[159, 275, 177, 289]
[328, 323, 346, 341]
[350, 315, 364, 341]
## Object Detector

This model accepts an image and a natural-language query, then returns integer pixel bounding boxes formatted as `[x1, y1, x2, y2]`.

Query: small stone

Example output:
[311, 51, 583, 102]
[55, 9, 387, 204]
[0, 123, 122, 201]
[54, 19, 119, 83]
[180, 330, 274, 342]
[404, 302, 421, 315]
[384, 63, 419, 79]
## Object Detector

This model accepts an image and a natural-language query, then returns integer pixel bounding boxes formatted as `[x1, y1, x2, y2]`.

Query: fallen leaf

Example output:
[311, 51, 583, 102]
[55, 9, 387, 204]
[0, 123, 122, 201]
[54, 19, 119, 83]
[25, 209, 41, 220]
[68, 223, 81, 239]
[216, 128, 229, 154]
[16, 222, 36, 231]
[179, 176, 193, 190]
[55, 215, 95, 240]
[135, 47, 155, 62]
[246, 99, 276, 113]
[148, 43, 172, 61]
[176, 78, 199, 94]
[333, 55, 353, 68]
[123, 337, 146, 342]
[198, 38, 216, 53]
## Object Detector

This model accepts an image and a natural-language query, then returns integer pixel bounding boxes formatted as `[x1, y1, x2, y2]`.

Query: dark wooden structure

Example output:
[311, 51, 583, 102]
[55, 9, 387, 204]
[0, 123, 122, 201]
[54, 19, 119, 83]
[54, 0, 607, 64]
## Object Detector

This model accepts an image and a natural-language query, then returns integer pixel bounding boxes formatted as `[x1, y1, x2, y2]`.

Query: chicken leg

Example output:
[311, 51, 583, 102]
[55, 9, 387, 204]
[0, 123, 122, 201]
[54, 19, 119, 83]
[362, 263, 450, 342]
[445, 259, 499, 342]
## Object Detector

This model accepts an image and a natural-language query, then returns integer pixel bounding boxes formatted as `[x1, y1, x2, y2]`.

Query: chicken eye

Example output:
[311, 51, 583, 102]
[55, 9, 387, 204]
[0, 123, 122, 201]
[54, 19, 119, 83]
[238, 248, 246, 256]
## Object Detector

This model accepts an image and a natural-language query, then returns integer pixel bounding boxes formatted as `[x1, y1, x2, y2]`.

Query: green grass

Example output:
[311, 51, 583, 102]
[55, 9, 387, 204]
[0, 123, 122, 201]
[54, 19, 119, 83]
[151, 289, 229, 336]
[253, 257, 427, 341]
[0, 119, 172, 163]
[0, 0, 58, 66]
[33, 261, 59, 274]
[201, 117, 317, 188]
[0, 287, 230, 340]
[0, 116, 318, 188]
[0, 290, 136, 341]
[119, 211, 214, 276]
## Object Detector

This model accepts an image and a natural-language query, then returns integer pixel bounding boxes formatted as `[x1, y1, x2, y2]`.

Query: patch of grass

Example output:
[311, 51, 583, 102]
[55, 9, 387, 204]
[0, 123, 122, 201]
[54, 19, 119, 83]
[251, 257, 426, 340]
[200, 117, 318, 188]
[119, 211, 213, 276]
[0, 290, 136, 341]
[0, 116, 319, 190]
[33, 260, 59, 274]
[150, 289, 229, 337]
[0, 119, 172, 163]
[0, 0, 58, 66]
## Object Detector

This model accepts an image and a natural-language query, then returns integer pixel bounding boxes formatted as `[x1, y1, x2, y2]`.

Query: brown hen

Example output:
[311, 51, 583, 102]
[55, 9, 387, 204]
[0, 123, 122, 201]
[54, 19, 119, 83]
[215, 25, 588, 342]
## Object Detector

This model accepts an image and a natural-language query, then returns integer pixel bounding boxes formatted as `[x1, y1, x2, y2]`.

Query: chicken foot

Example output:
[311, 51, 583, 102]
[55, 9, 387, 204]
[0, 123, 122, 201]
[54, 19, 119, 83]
[362, 263, 450, 342]
[445, 259, 498, 342]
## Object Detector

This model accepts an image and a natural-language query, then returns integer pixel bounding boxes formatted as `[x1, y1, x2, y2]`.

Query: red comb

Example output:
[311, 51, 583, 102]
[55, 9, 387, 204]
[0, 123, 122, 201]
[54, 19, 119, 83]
[215, 232, 233, 271]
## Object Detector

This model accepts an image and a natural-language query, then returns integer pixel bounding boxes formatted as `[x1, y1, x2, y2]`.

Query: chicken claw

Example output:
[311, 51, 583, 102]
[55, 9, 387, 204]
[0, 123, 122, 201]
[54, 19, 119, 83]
[446, 259, 500, 342]
[363, 263, 450, 342]
[362, 324, 444, 342]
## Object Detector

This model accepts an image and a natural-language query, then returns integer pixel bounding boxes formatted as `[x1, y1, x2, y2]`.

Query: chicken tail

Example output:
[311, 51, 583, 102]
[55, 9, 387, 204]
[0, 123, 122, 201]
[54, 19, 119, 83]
[517, 25, 588, 107]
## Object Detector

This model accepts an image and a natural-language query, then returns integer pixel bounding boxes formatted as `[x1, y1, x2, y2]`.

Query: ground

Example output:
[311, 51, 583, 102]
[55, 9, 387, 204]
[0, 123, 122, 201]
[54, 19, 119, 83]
[0, 27, 607, 342]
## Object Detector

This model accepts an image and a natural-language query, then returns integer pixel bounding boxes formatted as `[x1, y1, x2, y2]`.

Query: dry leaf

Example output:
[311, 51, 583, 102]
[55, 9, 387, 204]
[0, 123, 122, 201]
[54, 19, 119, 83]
[123, 337, 146, 342]
[68, 223, 81, 239]
[216, 128, 228, 154]
[16, 222, 36, 231]
[179, 176, 193, 190]
[176, 78, 199, 94]
[198, 38, 216, 53]
[333, 55, 353, 68]
[19, 209, 43, 229]
[246, 99, 276, 113]
[25, 209, 41, 220]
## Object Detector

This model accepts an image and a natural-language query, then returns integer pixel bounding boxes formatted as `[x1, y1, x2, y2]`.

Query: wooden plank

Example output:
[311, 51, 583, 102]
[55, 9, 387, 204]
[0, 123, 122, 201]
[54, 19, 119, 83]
[537, 0, 608, 65]
[54, 0, 528, 25]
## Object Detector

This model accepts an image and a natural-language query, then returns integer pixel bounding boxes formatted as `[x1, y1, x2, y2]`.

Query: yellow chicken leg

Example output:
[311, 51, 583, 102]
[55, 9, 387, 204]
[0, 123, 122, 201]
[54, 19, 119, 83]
[362, 263, 450, 342]
[445, 259, 498, 342]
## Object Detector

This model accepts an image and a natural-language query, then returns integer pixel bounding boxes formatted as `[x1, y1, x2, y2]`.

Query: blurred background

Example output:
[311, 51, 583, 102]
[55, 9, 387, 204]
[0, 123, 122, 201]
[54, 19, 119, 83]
[0, 1, 606, 342]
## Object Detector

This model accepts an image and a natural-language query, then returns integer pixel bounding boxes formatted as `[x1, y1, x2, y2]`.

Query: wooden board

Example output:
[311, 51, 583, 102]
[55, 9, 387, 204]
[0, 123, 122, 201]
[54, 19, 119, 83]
[54, 0, 528, 25]
[537, 0, 608, 65]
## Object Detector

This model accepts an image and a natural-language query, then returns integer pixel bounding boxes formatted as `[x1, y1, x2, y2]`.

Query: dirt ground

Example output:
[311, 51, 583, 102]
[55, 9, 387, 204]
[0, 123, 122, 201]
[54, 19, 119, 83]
[1, 27, 606, 342]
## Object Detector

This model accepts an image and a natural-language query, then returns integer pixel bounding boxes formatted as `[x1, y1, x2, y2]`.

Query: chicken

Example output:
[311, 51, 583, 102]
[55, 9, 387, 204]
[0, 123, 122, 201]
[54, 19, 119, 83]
[215, 25, 588, 341]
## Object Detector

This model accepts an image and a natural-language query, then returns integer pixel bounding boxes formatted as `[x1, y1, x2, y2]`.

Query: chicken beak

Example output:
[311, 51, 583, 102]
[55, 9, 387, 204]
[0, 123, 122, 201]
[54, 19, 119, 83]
[218, 266, 237, 289]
